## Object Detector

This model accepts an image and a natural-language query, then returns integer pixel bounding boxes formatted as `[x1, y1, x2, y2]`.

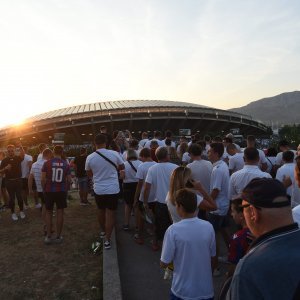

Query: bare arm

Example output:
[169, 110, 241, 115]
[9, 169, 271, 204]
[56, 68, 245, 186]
[261, 162, 268, 172]
[210, 188, 220, 201]
[134, 179, 144, 206]
[192, 181, 217, 211]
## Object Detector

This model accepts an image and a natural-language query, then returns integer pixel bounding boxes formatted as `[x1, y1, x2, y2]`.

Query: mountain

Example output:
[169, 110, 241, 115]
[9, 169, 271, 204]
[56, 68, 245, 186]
[229, 91, 300, 126]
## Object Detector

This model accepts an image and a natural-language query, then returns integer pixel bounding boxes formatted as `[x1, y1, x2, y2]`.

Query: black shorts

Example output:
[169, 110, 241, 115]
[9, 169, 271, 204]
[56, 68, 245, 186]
[44, 192, 68, 210]
[123, 182, 138, 206]
[22, 178, 28, 191]
[95, 193, 119, 211]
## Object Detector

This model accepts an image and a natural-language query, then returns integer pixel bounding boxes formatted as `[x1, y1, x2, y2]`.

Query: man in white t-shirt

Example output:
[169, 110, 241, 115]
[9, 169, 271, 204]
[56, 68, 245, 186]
[163, 130, 176, 148]
[187, 143, 212, 193]
[21, 147, 33, 209]
[228, 147, 272, 200]
[133, 148, 157, 244]
[246, 135, 268, 171]
[144, 131, 165, 148]
[275, 140, 297, 167]
[227, 143, 244, 175]
[138, 132, 149, 149]
[85, 134, 124, 250]
[161, 189, 215, 300]
[144, 147, 177, 250]
[276, 151, 300, 208]
[207, 142, 230, 275]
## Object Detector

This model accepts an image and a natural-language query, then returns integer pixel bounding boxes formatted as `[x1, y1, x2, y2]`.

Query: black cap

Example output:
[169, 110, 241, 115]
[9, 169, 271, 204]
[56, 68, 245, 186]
[242, 178, 290, 208]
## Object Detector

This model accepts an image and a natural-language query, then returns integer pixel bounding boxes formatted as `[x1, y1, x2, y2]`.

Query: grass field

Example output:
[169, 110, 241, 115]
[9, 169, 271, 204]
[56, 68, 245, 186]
[0, 191, 103, 300]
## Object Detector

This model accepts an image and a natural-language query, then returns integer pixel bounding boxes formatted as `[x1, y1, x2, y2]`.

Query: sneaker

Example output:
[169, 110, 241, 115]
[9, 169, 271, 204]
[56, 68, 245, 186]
[19, 211, 26, 219]
[104, 241, 111, 250]
[11, 213, 18, 221]
[53, 236, 63, 244]
[100, 231, 106, 239]
[123, 224, 129, 231]
[35, 203, 42, 209]
[80, 202, 88, 206]
[44, 236, 52, 245]
[24, 205, 29, 210]
[213, 268, 221, 277]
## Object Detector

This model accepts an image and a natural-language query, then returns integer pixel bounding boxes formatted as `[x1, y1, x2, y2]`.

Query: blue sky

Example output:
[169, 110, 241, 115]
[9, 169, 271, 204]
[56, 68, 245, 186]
[0, 0, 299, 127]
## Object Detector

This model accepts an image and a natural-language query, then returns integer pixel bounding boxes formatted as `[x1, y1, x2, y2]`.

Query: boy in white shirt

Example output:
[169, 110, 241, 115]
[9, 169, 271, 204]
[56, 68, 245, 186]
[161, 189, 216, 300]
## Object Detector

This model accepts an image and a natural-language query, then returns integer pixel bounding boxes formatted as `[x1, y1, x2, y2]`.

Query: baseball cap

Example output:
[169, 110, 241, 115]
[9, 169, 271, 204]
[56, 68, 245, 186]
[242, 178, 290, 208]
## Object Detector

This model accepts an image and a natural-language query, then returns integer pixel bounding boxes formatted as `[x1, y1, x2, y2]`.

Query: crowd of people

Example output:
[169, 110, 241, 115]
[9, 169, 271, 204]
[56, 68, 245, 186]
[1, 126, 300, 299]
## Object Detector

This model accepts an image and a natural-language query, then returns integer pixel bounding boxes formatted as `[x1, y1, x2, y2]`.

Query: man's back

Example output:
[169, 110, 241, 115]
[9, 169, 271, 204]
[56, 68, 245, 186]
[229, 165, 271, 199]
[228, 224, 300, 300]
[162, 217, 215, 299]
[85, 149, 123, 195]
[145, 162, 177, 203]
[187, 159, 212, 193]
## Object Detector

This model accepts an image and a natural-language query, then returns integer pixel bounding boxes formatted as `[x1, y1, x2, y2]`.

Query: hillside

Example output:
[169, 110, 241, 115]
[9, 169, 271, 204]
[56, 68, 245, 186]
[229, 91, 300, 126]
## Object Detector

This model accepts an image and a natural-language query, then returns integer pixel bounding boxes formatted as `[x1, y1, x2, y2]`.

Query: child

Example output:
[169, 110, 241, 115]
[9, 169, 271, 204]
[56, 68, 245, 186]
[227, 197, 252, 276]
[160, 188, 216, 300]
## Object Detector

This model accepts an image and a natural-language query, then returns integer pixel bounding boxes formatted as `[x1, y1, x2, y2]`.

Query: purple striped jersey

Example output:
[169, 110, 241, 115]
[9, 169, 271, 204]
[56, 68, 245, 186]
[42, 158, 70, 192]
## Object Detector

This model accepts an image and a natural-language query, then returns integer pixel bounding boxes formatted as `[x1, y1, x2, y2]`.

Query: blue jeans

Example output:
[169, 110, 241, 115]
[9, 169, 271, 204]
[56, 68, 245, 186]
[170, 291, 213, 300]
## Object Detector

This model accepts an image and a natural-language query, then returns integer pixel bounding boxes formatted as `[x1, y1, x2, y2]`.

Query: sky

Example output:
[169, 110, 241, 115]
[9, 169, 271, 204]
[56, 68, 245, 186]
[0, 0, 300, 128]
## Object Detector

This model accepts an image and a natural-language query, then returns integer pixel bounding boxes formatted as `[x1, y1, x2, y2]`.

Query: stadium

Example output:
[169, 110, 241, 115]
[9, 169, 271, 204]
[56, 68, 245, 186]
[0, 100, 269, 146]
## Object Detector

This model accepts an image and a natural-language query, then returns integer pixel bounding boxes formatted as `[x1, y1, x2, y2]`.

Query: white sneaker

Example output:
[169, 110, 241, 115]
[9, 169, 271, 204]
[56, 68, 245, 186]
[20, 211, 26, 219]
[12, 213, 18, 221]
[35, 203, 42, 209]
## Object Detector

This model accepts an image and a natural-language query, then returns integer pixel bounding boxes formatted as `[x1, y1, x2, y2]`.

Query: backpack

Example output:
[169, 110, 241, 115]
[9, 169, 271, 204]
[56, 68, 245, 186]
[267, 158, 276, 178]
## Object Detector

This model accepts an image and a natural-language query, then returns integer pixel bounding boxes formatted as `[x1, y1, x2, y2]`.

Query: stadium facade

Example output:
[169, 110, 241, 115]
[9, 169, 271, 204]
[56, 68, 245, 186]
[0, 100, 269, 146]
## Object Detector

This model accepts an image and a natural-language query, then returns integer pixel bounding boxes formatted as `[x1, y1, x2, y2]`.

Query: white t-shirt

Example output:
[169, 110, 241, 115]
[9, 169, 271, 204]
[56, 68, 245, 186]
[209, 160, 230, 216]
[145, 162, 177, 204]
[123, 160, 142, 183]
[276, 163, 295, 197]
[21, 154, 33, 178]
[85, 148, 124, 195]
[161, 217, 215, 299]
[144, 139, 165, 149]
[228, 165, 272, 200]
[186, 159, 212, 193]
[266, 156, 276, 174]
[136, 161, 157, 202]
[37, 153, 43, 161]
[30, 159, 46, 192]
[163, 139, 176, 148]
[122, 150, 140, 161]
[166, 192, 203, 223]
[181, 152, 191, 164]
[138, 138, 149, 149]
[275, 150, 297, 166]
[228, 153, 245, 173]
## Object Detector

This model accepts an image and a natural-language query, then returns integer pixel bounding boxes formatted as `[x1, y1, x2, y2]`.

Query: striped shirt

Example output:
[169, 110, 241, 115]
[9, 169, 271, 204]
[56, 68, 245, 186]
[30, 159, 46, 192]
[42, 158, 70, 192]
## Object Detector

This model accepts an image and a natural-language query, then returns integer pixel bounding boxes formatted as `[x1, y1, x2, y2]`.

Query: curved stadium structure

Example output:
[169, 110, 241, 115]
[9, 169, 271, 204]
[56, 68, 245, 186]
[0, 100, 269, 145]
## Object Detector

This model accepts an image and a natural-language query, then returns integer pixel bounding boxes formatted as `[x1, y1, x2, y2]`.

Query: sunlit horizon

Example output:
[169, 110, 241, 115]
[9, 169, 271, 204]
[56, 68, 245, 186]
[1, 1, 299, 129]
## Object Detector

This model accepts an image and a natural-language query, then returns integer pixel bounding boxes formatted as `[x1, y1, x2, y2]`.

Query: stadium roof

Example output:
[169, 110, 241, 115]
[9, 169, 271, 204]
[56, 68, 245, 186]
[27, 100, 211, 122]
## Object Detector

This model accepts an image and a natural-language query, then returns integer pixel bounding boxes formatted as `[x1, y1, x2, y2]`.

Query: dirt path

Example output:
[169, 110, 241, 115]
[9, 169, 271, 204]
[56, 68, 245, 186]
[0, 192, 102, 300]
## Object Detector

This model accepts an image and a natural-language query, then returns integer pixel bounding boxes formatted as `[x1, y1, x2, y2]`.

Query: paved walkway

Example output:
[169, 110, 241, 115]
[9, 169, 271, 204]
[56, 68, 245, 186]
[115, 201, 229, 300]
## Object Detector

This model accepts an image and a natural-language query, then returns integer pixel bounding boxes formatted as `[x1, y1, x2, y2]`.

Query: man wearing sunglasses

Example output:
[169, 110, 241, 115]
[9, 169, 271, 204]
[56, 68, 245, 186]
[227, 178, 300, 300]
